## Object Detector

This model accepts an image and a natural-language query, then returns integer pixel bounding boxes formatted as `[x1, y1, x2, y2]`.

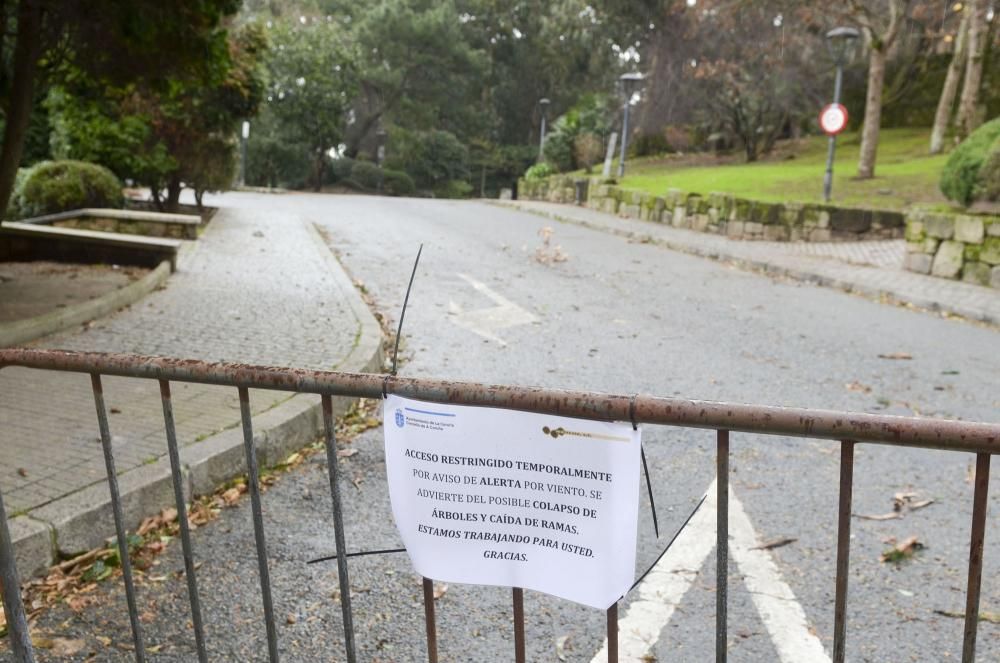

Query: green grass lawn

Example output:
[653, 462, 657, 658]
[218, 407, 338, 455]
[611, 128, 953, 211]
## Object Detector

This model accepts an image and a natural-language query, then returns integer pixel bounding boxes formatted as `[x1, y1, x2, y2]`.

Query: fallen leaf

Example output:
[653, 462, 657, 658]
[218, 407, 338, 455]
[221, 487, 241, 505]
[96, 635, 112, 646]
[337, 448, 359, 458]
[845, 381, 873, 394]
[110, 407, 122, 414]
[752, 537, 797, 551]
[555, 634, 571, 660]
[855, 512, 901, 521]
[880, 536, 924, 563]
[33, 636, 86, 655]
[286, 614, 297, 625]
[933, 609, 1000, 624]
[878, 352, 913, 360]
[433, 583, 448, 600]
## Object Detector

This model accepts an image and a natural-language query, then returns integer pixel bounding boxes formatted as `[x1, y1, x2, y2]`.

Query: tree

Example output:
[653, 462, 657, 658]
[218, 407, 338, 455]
[930, 8, 970, 154]
[49, 24, 266, 211]
[956, 0, 989, 137]
[0, 0, 240, 214]
[849, 0, 913, 179]
[263, 19, 357, 190]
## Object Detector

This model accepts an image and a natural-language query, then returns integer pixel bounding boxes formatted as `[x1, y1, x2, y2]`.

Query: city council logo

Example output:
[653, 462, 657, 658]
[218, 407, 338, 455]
[394, 409, 405, 428]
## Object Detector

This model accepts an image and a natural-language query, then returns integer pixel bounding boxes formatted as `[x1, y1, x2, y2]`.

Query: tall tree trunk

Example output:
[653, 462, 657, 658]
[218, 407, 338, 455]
[0, 1, 43, 216]
[857, 46, 887, 179]
[165, 177, 182, 213]
[956, 0, 988, 137]
[930, 11, 970, 154]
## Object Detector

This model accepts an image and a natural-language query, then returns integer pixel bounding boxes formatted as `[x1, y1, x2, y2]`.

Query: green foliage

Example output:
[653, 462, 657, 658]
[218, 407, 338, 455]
[976, 137, 1000, 203]
[542, 95, 613, 172]
[350, 161, 382, 189]
[524, 163, 555, 180]
[11, 160, 123, 219]
[434, 179, 473, 199]
[630, 132, 670, 158]
[385, 128, 469, 191]
[383, 169, 415, 196]
[327, 157, 356, 184]
[940, 117, 1000, 206]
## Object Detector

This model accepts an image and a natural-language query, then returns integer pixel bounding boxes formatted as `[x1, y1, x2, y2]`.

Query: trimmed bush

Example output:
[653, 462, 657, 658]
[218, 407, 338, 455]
[524, 162, 554, 180]
[11, 160, 123, 219]
[383, 169, 415, 196]
[434, 179, 472, 199]
[975, 135, 1000, 203]
[940, 117, 1000, 206]
[327, 157, 356, 184]
[350, 161, 382, 190]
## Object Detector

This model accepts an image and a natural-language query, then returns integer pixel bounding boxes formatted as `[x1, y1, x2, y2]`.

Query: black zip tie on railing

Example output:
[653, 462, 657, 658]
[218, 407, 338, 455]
[631, 393, 660, 538]
[307, 547, 407, 565]
[627, 493, 707, 594]
[387, 243, 424, 385]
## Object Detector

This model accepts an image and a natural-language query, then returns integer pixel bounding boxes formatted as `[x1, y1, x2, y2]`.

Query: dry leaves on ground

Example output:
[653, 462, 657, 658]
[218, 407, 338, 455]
[856, 491, 934, 521]
[877, 352, 913, 360]
[880, 536, 924, 563]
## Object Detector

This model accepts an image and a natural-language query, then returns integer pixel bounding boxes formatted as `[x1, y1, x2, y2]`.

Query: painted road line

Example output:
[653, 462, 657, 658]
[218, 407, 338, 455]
[447, 272, 536, 346]
[590, 480, 830, 662]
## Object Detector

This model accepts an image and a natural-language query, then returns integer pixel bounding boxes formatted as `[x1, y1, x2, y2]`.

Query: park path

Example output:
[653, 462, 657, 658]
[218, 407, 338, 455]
[498, 199, 1000, 325]
[0, 193, 373, 519]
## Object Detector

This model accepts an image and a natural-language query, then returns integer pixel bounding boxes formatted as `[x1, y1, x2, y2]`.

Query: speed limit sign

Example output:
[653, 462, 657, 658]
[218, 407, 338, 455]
[819, 103, 848, 135]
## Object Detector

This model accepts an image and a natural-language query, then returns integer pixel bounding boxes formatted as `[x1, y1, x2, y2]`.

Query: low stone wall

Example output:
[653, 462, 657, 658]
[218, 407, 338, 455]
[903, 209, 1000, 288]
[518, 176, 904, 242]
[22, 208, 201, 239]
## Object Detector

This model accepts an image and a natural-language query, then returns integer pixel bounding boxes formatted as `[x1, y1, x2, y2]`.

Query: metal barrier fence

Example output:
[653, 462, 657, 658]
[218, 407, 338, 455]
[0, 348, 997, 663]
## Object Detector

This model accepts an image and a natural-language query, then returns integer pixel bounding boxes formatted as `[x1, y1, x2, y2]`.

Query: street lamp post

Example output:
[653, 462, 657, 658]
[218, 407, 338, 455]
[240, 121, 250, 188]
[822, 27, 860, 202]
[617, 72, 644, 179]
[375, 129, 387, 193]
[538, 98, 550, 162]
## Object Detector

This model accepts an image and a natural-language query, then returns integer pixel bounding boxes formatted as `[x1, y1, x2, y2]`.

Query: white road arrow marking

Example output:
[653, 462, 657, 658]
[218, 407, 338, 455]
[447, 273, 536, 346]
[590, 480, 830, 662]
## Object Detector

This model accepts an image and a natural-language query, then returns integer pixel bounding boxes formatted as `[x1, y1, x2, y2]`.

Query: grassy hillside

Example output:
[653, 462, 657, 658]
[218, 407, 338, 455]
[611, 128, 951, 211]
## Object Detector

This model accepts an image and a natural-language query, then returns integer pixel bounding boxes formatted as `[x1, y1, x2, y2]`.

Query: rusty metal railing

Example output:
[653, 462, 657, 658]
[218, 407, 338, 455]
[0, 348, 997, 663]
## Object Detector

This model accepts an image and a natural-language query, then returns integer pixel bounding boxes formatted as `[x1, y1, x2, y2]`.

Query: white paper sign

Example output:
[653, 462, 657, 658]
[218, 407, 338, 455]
[383, 394, 641, 609]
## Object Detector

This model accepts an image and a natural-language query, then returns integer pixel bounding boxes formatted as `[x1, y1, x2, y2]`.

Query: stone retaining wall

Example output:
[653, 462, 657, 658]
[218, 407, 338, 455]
[518, 176, 904, 242]
[23, 208, 201, 239]
[903, 209, 1000, 288]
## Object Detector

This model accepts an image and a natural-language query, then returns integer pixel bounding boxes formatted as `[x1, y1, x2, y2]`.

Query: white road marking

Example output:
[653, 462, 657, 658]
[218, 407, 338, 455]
[447, 273, 536, 346]
[590, 480, 830, 663]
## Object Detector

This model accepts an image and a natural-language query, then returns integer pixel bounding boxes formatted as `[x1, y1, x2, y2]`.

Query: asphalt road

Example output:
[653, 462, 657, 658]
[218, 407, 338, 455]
[7, 192, 999, 662]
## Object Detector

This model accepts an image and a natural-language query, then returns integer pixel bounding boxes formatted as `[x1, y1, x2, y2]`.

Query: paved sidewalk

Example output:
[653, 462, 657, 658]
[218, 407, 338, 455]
[497, 199, 1000, 325]
[0, 193, 381, 570]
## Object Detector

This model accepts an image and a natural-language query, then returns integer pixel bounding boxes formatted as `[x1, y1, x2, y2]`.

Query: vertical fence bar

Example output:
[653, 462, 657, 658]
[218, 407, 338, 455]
[321, 395, 357, 663]
[158, 380, 208, 663]
[607, 602, 618, 663]
[513, 587, 526, 663]
[422, 577, 439, 663]
[237, 387, 279, 663]
[90, 374, 146, 663]
[716, 429, 729, 663]
[0, 486, 35, 663]
[833, 440, 855, 663]
[962, 452, 990, 663]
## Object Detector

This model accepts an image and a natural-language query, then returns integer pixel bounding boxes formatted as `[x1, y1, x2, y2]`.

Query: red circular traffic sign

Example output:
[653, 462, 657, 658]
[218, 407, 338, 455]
[819, 103, 848, 135]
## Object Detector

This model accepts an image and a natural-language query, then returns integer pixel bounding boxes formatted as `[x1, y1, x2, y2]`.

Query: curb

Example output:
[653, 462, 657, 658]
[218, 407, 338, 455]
[10, 220, 383, 567]
[0, 259, 173, 348]
[493, 201, 999, 327]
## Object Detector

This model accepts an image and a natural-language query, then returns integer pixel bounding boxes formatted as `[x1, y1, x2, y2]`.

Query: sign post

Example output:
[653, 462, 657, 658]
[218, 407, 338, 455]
[384, 395, 641, 610]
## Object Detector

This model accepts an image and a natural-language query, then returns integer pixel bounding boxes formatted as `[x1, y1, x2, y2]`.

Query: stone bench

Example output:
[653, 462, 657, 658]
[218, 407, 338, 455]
[21, 208, 201, 240]
[0, 222, 181, 271]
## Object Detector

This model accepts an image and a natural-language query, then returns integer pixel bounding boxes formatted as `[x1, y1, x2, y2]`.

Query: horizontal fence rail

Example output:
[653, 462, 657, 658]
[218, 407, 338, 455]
[0, 348, 997, 663]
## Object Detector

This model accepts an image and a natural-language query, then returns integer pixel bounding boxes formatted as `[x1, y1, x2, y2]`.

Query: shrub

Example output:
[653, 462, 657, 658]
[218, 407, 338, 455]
[434, 179, 473, 199]
[542, 124, 575, 172]
[940, 117, 1000, 206]
[574, 133, 604, 173]
[383, 169, 415, 196]
[11, 160, 123, 219]
[327, 157, 356, 184]
[350, 161, 383, 190]
[664, 125, 695, 152]
[630, 132, 670, 157]
[974, 135, 1000, 203]
[524, 162, 554, 180]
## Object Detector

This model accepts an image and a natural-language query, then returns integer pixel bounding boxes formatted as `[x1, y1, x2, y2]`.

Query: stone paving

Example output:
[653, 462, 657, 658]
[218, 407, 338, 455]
[0, 194, 373, 518]
[498, 199, 1000, 325]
